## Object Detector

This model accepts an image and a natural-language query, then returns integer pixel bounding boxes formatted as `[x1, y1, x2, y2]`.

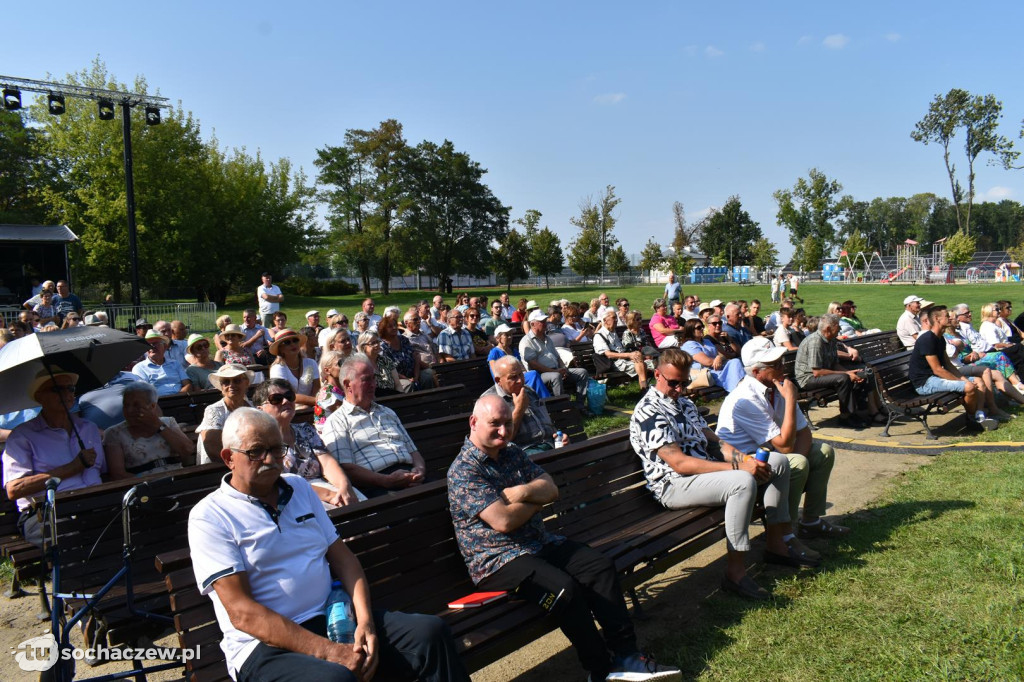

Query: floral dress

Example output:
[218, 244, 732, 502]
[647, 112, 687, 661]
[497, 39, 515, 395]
[221, 347, 255, 366]
[282, 421, 327, 480]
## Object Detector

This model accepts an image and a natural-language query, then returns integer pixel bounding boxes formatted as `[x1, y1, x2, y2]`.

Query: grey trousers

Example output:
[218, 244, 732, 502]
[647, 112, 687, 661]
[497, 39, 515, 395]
[657, 452, 790, 553]
[540, 368, 590, 402]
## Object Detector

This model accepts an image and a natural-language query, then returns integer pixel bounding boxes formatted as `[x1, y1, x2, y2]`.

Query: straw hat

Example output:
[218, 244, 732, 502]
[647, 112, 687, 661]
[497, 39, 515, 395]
[269, 329, 302, 356]
[208, 363, 254, 389]
[28, 366, 79, 402]
[220, 324, 245, 339]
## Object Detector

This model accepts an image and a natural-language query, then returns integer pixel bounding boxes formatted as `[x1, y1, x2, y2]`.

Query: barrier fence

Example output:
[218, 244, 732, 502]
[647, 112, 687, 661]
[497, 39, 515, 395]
[1, 302, 219, 333]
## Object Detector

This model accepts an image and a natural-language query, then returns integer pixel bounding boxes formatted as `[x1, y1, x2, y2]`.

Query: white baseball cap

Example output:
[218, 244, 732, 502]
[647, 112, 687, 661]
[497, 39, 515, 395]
[528, 309, 548, 322]
[903, 295, 923, 306]
[741, 337, 787, 368]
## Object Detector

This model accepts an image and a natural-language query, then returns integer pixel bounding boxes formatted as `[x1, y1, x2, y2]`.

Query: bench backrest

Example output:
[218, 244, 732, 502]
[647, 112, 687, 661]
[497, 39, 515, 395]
[377, 383, 473, 422]
[432, 357, 494, 399]
[869, 351, 917, 400]
[843, 330, 902, 363]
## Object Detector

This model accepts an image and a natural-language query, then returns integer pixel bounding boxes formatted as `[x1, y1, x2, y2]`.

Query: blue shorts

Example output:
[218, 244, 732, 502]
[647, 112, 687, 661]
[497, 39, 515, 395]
[916, 376, 967, 396]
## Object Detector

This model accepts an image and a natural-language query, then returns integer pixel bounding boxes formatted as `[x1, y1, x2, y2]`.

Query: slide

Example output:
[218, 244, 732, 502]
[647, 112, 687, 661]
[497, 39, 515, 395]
[881, 265, 909, 284]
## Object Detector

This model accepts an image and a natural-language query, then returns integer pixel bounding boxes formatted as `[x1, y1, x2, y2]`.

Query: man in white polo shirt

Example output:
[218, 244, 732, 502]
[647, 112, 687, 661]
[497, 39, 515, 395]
[716, 337, 849, 544]
[188, 407, 468, 682]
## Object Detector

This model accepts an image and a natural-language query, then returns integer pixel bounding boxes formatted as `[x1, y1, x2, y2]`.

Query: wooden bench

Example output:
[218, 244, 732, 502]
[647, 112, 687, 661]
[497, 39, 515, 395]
[842, 330, 902, 364]
[781, 350, 838, 428]
[569, 340, 633, 386]
[431, 357, 495, 400]
[156, 429, 727, 681]
[376, 383, 474, 422]
[158, 390, 222, 429]
[870, 351, 964, 439]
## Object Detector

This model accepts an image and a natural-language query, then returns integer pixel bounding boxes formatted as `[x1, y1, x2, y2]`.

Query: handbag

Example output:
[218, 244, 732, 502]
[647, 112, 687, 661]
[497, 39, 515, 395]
[687, 367, 713, 390]
[592, 332, 615, 374]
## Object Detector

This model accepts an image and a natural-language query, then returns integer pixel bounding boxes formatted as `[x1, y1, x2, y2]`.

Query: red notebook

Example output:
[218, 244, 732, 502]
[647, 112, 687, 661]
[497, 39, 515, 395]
[447, 591, 508, 609]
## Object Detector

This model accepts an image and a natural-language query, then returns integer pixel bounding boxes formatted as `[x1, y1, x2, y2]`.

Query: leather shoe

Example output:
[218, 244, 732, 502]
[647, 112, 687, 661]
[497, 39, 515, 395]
[764, 543, 821, 568]
[798, 519, 850, 540]
[720, 575, 770, 600]
[786, 536, 820, 560]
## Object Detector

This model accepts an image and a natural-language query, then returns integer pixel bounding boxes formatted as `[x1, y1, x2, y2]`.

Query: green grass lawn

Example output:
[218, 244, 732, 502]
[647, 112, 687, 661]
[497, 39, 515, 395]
[223, 281, 1024, 335]
[660, 450, 1024, 681]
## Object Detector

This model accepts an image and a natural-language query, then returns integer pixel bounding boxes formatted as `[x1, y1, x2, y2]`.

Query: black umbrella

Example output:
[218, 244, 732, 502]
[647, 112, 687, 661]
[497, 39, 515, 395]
[0, 326, 150, 414]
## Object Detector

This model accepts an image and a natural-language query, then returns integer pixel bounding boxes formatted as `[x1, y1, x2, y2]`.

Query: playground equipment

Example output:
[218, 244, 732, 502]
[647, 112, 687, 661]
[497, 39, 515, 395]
[966, 267, 980, 283]
[995, 262, 1021, 282]
[880, 239, 953, 284]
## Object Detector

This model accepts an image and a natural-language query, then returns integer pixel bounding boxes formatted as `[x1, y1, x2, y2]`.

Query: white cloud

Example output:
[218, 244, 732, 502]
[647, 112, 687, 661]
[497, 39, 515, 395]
[978, 186, 1014, 201]
[705, 45, 724, 58]
[884, 32, 901, 42]
[749, 41, 765, 52]
[797, 35, 813, 46]
[593, 93, 626, 105]
[823, 33, 850, 49]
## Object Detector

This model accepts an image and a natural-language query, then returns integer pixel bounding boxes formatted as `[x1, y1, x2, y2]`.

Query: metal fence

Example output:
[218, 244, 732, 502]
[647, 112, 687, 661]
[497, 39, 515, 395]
[102, 302, 219, 333]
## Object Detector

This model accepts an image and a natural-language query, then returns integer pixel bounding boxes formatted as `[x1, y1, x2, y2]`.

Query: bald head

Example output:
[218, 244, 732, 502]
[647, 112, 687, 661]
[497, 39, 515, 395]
[470, 395, 513, 457]
[493, 355, 521, 378]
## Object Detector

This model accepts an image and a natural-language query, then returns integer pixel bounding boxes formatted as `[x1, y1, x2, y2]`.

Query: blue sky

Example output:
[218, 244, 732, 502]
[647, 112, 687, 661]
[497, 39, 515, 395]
[5, 1, 1024, 261]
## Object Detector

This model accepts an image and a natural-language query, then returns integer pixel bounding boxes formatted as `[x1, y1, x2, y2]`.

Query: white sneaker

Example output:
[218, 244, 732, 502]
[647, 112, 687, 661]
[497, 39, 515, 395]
[605, 653, 682, 681]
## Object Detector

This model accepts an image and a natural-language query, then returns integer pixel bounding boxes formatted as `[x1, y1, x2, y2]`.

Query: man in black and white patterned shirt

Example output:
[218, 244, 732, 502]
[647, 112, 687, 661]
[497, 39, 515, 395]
[629, 349, 817, 601]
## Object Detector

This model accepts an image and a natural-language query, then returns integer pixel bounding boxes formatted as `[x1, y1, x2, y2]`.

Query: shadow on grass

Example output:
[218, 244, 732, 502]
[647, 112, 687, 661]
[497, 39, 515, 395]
[489, 497, 975, 682]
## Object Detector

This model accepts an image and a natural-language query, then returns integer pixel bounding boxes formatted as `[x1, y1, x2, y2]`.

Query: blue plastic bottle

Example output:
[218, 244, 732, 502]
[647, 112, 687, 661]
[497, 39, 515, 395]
[326, 580, 356, 643]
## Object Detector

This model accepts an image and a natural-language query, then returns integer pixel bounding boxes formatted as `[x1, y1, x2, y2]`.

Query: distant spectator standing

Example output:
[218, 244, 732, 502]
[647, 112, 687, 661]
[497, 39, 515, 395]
[53, 280, 83, 320]
[256, 272, 283, 328]
[664, 272, 682, 305]
[789, 273, 803, 303]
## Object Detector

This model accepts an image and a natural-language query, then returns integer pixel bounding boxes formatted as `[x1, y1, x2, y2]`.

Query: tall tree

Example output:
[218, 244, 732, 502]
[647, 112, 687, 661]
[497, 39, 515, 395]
[570, 186, 620, 278]
[567, 224, 603, 283]
[841, 229, 870, 258]
[942, 230, 976, 267]
[697, 196, 764, 266]
[493, 228, 530, 290]
[911, 88, 1017, 235]
[516, 209, 543, 239]
[670, 201, 702, 252]
[315, 119, 410, 295]
[773, 168, 849, 254]
[795, 235, 824, 272]
[606, 245, 631, 277]
[404, 140, 509, 292]
[749, 237, 779, 271]
[529, 227, 564, 289]
[0, 110, 51, 224]
[638, 238, 665, 284]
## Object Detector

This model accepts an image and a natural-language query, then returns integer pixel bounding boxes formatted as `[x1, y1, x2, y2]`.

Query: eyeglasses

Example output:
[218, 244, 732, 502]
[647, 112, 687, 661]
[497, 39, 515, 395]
[663, 378, 687, 389]
[695, 326, 705, 331]
[364, 340, 381, 347]
[264, 390, 296, 406]
[230, 445, 287, 462]
[51, 384, 77, 395]
[708, 321, 722, 326]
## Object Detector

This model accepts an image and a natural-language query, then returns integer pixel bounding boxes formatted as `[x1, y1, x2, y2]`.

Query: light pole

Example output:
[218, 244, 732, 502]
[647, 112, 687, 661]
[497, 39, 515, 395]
[0, 75, 169, 311]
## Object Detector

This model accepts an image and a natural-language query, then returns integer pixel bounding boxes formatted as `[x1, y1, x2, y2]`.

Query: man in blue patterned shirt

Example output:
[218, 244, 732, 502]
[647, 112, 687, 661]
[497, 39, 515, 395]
[447, 395, 680, 682]
[436, 311, 474, 362]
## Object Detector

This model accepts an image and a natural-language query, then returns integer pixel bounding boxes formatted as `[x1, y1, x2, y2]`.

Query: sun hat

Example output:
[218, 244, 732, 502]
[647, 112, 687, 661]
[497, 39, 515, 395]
[384, 306, 401, 317]
[528, 309, 548, 323]
[493, 323, 514, 335]
[326, 308, 339, 317]
[697, 303, 715, 316]
[305, 310, 319, 319]
[708, 299, 723, 309]
[84, 312, 107, 326]
[28, 366, 80, 402]
[208, 363, 254, 389]
[903, 295, 923, 306]
[269, 329, 302, 356]
[186, 333, 210, 354]
[526, 300, 539, 311]
[741, 337, 787, 368]
[919, 300, 935, 311]
[134, 318, 151, 329]
[144, 329, 169, 346]
[220, 324, 245, 339]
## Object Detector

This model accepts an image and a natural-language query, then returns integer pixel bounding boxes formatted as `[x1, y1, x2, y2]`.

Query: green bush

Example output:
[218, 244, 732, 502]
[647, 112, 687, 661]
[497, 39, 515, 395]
[279, 277, 360, 297]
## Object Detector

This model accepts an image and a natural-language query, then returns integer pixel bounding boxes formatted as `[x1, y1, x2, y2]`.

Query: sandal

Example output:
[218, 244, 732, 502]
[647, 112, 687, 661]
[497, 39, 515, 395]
[720, 575, 770, 600]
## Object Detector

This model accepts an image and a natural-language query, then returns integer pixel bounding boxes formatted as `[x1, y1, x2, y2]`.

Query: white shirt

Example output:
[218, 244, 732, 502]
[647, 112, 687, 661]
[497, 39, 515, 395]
[715, 375, 808, 454]
[189, 474, 340, 680]
[896, 310, 922, 349]
[270, 358, 319, 396]
[257, 284, 282, 316]
[979, 320, 1009, 347]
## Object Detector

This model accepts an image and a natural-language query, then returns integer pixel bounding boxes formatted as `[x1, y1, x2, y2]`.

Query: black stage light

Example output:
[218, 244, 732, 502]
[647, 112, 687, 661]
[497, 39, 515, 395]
[97, 99, 115, 120]
[47, 93, 65, 115]
[2, 88, 21, 110]
[144, 105, 161, 125]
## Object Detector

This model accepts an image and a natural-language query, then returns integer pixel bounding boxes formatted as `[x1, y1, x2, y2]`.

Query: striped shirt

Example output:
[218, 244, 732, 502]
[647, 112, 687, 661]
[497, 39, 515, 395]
[321, 400, 417, 473]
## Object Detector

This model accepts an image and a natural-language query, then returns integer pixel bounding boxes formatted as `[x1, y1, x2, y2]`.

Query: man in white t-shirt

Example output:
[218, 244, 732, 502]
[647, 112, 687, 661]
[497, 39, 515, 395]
[256, 273, 283, 328]
[188, 408, 468, 682]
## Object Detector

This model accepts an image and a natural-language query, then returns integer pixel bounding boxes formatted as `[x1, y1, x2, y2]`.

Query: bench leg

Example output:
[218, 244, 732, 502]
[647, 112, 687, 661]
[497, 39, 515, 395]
[37, 574, 51, 621]
[626, 586, 647, 619]
[921, 416, 937, 440]
[880, 411, 897, 437]
[5, 574, 26, 598]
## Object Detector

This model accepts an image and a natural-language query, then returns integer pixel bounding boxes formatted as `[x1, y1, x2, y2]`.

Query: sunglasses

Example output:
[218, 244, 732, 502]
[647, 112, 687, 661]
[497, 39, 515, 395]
[663, 378, 687, 389]
[264, 390, 296, 406]
[281, 337, 301, 346]
[51, 384, 78, 395]
[192, 342, 210, 351]
[231, 445, 287, 462]
[708, 321, 722, 326]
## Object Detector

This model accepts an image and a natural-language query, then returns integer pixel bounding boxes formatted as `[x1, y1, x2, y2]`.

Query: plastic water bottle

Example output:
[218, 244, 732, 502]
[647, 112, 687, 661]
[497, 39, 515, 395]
[754, 447, 770, 462]
[554, 431, 565, 449]
[326, 580, 356, 643]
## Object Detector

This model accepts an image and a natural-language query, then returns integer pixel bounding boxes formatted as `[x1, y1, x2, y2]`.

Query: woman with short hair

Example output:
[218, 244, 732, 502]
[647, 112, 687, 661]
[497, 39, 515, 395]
[593, 309, 653, 389]
[196, 364, 253, 465]
[358, 330, 406, 395]
[649, 298, 680, 349]
[104, 381, 194, 479]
